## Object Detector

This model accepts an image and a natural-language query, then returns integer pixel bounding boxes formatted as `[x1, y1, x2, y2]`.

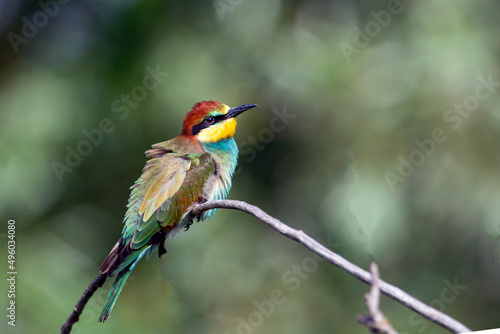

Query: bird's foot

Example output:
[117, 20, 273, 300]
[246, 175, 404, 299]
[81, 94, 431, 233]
[184, 219, 194, 231]
[185, 198, 207, 230]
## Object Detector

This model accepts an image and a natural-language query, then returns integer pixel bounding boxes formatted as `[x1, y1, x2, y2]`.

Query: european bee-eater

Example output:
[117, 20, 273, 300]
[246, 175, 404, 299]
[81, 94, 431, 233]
[98, 101, 258, 322]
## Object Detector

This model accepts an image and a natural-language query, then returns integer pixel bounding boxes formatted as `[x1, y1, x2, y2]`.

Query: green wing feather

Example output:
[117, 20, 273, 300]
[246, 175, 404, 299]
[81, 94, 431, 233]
[99, 140, 216, 322]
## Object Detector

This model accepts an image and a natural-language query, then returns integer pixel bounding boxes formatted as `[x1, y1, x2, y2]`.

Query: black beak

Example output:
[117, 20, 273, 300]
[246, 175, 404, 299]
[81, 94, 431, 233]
[224, 104, 258, 119]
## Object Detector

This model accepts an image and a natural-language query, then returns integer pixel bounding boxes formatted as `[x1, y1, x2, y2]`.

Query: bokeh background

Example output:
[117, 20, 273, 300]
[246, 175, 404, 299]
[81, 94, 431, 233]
[1, 0, 500, 333]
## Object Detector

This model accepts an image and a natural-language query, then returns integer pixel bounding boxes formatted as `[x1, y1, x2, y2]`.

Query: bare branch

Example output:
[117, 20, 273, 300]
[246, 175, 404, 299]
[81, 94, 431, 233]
[191, 199, 471, 334]
[61, 199, 472, 334]
[357, 262, 398, 334]
[60, 273, 107, 334]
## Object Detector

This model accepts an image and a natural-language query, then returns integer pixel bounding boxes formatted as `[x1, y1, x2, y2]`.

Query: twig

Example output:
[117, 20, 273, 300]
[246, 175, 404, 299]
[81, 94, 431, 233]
[61, 199, 472, 334]
[357, 262, 398, 334]
[60, 273, 107, 334]
[191, 199, 472, 334]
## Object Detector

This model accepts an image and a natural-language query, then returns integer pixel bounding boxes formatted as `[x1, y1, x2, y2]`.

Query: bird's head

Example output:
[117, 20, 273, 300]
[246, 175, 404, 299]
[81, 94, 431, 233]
[181, 101, 258, 143]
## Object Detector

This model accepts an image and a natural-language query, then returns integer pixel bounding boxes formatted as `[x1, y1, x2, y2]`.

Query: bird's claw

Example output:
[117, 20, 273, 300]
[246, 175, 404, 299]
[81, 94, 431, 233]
[184, 218, 194, 231]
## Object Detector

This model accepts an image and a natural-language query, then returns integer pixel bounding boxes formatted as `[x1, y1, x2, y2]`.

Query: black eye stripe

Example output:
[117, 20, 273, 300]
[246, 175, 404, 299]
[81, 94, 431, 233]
[191, 115, 225, 135]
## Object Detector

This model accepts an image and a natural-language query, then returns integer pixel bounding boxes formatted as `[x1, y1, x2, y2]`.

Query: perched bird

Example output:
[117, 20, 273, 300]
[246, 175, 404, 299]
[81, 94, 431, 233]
[98, 101, 258, 322]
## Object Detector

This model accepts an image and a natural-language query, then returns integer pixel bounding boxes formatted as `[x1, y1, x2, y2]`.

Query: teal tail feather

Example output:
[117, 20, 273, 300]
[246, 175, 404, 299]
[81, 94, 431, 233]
[99, 266, 134, 322]
[98, 246, 152, 322]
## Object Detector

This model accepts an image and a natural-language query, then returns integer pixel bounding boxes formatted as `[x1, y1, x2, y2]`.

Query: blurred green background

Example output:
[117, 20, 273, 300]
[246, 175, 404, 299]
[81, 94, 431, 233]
[1, 0, 500, 333]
